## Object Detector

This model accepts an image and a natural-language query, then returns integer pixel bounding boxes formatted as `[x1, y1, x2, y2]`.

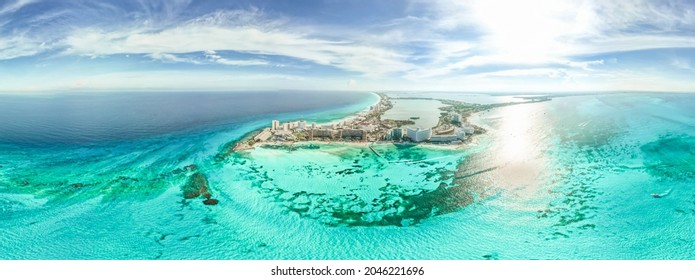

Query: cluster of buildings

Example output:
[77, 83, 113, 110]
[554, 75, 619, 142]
[387, 126, 471, 143]
[271, 120, 311, 131]
[252, 120, 312, 142]
[386, 112, 474, 144]
[255, 96, 392, 143]
[263, 119, 372, 142]
[253, 98, 474, 146]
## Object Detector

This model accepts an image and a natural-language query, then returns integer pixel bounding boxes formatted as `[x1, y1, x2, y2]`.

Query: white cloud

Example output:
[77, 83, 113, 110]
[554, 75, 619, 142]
[0, 0, 38, 16]
[471, 68, 567, 78]
[78, 71, 309, 90]
[214, 58, 268, 66]
[424, 40, 475, 64]
[3, 1, 695, 92]
[148, 51, 269, 66]
[148, 52, 201, 64]
[420, 0, 695, 64]
[133, 0, 193, 23]
[62, 10, 414, 77]
[671, 57, 693, 70]
[0, 36, 47, 60]
[396, 0, 695, 89]
[562, 59, 604, 71]
[0, 70, 354, 92]
[0, 1, 50, 59]
[406, 53, 604, 80]
[202, 51, 269, 66]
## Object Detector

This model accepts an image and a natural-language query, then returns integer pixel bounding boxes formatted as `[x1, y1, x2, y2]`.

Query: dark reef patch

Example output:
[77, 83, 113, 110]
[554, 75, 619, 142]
[238, 153, 488, 227]
[640, 135, 695, 180]
[534, 139, 641, 239]
[260, 143, 321, 152]
[181, 172, 219, 206]
[203, 198, 219, 205]
[182, 172, 209, 199]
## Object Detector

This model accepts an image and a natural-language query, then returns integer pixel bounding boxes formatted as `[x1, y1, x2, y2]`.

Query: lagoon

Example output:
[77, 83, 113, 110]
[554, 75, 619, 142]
[0, 91, 693, 259]
[381, 99, 444, 129]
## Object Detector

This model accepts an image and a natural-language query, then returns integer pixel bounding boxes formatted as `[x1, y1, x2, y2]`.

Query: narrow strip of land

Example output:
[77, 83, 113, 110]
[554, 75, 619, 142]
[216, 93, 552, 160]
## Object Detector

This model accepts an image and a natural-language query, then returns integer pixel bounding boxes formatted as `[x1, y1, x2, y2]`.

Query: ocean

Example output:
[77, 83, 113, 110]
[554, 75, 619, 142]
[0, 91, 693, 259]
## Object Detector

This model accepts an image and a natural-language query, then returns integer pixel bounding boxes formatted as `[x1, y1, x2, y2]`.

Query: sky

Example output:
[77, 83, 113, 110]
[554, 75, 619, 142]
[1, 0, 694, 93]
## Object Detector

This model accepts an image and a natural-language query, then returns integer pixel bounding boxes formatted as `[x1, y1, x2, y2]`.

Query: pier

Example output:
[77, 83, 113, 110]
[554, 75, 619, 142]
[368, 143, 386, 159]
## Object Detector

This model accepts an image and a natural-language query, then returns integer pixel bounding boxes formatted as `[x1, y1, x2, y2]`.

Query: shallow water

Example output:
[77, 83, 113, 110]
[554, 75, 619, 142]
[0, 92, 693, 259]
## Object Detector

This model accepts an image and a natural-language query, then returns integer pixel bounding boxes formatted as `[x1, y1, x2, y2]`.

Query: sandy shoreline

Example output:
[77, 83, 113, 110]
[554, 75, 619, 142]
[226, 92, 383, 153]
[319, 91, 382, 126]
[224, 91, 546, 155]
[227, 92, 492, 154]
[238, 139, 473, 152]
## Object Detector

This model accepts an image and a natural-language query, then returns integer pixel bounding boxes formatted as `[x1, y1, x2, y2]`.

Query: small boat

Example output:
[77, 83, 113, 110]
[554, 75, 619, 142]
[651, 189, 672, 198]
[409, 117, 420, 120]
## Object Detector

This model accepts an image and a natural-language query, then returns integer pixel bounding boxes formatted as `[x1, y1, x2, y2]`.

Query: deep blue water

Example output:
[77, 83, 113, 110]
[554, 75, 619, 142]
[0, 91, 373, 146]
[0, 91, 693, 260]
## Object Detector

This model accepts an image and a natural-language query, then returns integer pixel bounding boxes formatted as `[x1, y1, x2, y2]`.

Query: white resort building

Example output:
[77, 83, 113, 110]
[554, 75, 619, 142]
[406, 127, 432, 142]
[430, 128, 468, 143]
[450, 112, 462, 123]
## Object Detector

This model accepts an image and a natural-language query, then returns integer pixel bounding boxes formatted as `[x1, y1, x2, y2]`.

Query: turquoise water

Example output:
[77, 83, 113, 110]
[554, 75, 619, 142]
[0, 92, 693, 259]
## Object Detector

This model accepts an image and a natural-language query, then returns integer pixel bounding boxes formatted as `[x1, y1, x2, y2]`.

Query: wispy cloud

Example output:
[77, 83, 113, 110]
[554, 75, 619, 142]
[61, 10, 414, 77]
[203, 50, 269, 66]
[0, 0, 45, 60]
[561, 59, 604, 71]
[415, 0, 695, 65]
[2, 0, 695, 92]
[471, 68, 568, 78]
[0, 35, 48, 60]
[148, 52, 202, 64]
[671, 57, 693, 70]
[147, 51, 269, 66]
[0, 0, 38, 16]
